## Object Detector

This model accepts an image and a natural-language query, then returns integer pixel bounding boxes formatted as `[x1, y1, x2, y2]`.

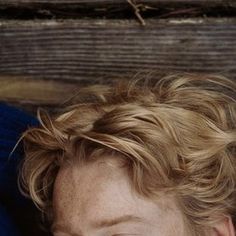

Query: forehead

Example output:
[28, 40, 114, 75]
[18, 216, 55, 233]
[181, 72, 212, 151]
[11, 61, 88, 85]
[52, 156, 141, 220]
[52, 155, 185, 235]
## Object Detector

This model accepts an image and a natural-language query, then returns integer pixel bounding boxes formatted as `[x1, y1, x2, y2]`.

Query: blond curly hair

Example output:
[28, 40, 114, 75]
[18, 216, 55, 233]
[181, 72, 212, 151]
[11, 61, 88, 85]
[16, 71, 236, 235]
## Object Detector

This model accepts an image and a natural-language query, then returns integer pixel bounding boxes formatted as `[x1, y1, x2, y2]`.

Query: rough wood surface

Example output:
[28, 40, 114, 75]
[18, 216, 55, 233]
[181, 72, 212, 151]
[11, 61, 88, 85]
[0, 18, 235, 84]
[0, 76, 78, 104]
[0, 75, 87, 114]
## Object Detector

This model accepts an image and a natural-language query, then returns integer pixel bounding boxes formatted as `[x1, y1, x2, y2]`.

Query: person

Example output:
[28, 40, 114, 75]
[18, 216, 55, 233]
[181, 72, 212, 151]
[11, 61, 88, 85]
[16, 72, 236, 235]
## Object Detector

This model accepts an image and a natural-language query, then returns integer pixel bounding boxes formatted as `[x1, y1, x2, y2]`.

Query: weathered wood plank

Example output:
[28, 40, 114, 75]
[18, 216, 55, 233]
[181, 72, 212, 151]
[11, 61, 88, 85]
[0, 76, 78, 103]
[0, 18, 235, 85]
[0, 76, 79, 114]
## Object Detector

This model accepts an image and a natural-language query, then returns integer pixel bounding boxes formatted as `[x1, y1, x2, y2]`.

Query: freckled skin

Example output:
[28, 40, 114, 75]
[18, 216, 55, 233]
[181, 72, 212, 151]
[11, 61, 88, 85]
[52, 155, 187, 236]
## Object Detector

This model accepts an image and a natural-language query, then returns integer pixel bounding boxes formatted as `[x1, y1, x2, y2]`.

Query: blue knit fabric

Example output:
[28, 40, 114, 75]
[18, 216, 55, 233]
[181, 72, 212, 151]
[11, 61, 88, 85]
[0, 102, 40, 235]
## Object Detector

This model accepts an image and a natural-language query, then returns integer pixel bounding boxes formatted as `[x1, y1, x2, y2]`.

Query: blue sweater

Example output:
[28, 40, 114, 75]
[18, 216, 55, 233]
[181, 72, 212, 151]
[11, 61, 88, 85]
[0, 102, 40, 235]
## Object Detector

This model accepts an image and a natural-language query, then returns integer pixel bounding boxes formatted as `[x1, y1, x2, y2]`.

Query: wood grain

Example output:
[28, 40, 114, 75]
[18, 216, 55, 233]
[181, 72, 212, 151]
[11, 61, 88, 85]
[0, 76, 79, 103]
[0, 18, 235, 85]
[0, 75, 90, 114]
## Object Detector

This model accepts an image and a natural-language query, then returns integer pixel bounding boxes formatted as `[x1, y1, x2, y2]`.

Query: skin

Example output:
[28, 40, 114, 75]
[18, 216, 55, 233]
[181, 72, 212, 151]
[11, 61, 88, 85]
[51, 155, 188, 236]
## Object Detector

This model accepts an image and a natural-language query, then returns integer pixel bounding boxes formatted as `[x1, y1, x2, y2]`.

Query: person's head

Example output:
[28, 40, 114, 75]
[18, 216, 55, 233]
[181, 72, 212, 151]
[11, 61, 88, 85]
[17, 72, 236, 235]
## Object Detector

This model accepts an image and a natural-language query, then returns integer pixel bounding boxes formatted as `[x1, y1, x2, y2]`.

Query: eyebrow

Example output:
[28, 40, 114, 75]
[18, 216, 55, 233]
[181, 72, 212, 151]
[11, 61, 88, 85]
[51, 214, 145, 235]
[51, 224, 82, 236]
[92, 214, 145, 228]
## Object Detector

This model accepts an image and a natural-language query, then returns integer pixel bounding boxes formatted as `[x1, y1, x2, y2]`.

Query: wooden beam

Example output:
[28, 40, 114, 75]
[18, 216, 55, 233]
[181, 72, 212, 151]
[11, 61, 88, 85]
[0, 76, 78, 104]
[0, 76, 81, 114]
[0, 18, 235, 86]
